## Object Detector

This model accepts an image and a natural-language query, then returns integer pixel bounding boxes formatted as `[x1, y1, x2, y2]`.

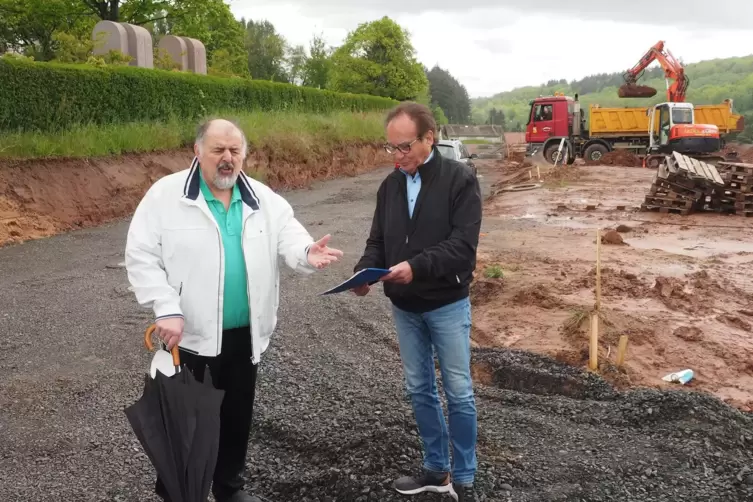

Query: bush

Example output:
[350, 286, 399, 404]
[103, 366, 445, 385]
[0, 57, 397, 132]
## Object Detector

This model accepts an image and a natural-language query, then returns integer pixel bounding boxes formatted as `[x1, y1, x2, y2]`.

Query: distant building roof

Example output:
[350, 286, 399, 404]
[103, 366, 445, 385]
[440, 124, 504, 138]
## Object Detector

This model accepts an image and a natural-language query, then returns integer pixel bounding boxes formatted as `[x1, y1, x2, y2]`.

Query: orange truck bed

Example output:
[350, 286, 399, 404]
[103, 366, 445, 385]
[589, 101, 744, 136]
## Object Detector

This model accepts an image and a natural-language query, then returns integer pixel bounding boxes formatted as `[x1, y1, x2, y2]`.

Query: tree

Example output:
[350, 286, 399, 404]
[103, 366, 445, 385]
[245, 19, 287, 81]
[426, 65, 471, 123]
[0, 0, 91, 60]
[157, 0, 247, 76]
[328, 16, 428, 101]
[487, 107, 505, 125]
[284, 44, 307, 85]
[301, 33, 331, 89]
[79, 0, 170, 24]
[432, 105, 448, 126]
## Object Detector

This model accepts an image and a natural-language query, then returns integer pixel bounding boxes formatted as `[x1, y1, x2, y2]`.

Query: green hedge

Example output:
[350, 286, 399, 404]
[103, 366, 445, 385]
[0, 57, 398, 132]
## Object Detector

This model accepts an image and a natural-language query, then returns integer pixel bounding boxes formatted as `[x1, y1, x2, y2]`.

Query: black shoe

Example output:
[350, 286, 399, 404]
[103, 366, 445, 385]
[451, 482, 479, 502]
[393, 469, 452, 495]
[219, 490, 263, 502]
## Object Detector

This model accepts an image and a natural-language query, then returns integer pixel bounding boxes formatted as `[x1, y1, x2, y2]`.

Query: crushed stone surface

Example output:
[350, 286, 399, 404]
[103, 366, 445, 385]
[1, 165, 753, 502]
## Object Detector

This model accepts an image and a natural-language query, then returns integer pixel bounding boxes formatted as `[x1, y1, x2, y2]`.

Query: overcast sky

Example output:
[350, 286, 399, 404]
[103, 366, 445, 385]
[228, 0, 753, 98]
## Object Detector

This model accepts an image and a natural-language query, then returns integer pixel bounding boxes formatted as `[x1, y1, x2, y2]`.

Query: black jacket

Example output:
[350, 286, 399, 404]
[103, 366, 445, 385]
[354, 145, 483, 313]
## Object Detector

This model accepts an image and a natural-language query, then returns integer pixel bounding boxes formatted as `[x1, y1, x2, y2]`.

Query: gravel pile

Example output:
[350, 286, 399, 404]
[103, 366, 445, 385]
[1, 168, 752, 502]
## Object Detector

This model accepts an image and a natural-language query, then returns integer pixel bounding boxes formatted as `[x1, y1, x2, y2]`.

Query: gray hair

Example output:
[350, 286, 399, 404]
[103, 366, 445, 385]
[195, 118, 249, 158]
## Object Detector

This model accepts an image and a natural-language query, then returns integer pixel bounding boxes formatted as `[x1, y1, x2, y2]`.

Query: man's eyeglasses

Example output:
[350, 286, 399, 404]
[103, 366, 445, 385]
[384, 138, 419, 154]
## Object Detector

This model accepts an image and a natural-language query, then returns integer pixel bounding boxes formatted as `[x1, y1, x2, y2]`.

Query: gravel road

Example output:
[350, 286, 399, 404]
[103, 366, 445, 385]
[2, 162, 753, 502]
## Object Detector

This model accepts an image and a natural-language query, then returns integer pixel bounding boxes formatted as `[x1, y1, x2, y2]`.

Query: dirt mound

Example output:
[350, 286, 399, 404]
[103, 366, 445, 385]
[652, 276, 709, 314]
[565, 267, 650, 298]
[0, 143, 391, 247]
[674, 326, 704, 342]
[652, 270, 752, 315]
[542, 165, 585, 183]
[511, 285, 564, 309]
[586, 150, 643, 167]
[470, 278, 503, 306]
[472, 347, 617, 400]
[601, 229, 626, 245]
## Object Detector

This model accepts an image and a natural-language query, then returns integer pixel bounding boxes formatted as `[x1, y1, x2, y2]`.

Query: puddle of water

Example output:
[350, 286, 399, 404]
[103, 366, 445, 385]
[625, 235, 753, 258]
[503, 212, 603, 229]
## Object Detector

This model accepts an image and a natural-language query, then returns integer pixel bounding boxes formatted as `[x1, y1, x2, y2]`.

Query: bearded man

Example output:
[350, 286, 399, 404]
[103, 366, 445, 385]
[125, 118, 343, 502]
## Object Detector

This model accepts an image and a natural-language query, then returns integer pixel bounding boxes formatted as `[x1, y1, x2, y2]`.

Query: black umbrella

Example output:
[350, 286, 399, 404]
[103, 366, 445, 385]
[125, 324, 225, 502]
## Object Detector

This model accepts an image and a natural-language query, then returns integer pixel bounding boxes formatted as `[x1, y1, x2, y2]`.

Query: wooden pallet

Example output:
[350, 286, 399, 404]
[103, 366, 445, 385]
[725, 181, 753, 193]
[643, 195, 694, 209]
[649, 179, 704, 200]
[716, 161, 753, 175]
[735, 201, 753, 212]
[667, 151, 725, 187]
[721, 172, 753, 185]
[640, 203, 692, 215]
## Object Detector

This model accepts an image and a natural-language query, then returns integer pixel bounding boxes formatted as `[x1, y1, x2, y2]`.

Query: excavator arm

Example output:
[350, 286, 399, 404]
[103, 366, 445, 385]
[619, 40, 690, 102]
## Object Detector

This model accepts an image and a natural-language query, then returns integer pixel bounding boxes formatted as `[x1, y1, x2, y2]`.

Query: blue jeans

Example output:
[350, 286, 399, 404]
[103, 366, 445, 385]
[392, 297, 477, 485]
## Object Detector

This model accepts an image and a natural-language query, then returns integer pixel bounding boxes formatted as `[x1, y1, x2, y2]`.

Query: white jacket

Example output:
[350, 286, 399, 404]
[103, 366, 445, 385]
[124, 157, 316, 363]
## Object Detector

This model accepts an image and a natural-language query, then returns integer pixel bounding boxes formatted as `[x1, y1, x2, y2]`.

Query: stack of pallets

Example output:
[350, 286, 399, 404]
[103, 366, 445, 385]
[713, 162, 753, 217]
[641, 152, 724, 215]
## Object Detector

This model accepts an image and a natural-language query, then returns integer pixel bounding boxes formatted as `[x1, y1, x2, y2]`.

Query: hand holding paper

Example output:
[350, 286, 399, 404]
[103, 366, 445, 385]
[320, 268, 390, 295]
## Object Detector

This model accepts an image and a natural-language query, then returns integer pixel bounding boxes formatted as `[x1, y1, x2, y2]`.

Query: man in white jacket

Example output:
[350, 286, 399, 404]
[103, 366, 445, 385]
[125, 118, 343, 502]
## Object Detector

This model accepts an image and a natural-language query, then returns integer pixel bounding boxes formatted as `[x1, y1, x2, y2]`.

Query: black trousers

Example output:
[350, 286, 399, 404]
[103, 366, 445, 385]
[155, 326, 259, 502]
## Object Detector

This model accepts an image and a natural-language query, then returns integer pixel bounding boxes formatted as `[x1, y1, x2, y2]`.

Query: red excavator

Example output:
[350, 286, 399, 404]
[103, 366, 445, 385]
[618, 40, 688, 101]
[618, 40, 733, 166]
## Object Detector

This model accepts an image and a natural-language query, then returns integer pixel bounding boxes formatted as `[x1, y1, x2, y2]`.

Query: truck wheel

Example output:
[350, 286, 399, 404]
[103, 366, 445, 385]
[544, 144, 567, 165]
[584, 144, 609, 163]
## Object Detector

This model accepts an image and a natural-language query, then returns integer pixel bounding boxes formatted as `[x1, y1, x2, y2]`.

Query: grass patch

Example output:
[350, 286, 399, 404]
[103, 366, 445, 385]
[0, 110, 387, 160]
[483, 264, 504, 279]
[461, 139, 492, 144]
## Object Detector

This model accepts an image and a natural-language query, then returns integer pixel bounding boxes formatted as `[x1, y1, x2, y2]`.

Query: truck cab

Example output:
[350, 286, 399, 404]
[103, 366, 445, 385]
[525, 93, 582, 164]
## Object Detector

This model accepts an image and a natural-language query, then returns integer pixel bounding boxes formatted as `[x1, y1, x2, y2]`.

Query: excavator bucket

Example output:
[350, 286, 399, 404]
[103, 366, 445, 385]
[618, 83, 658, 98]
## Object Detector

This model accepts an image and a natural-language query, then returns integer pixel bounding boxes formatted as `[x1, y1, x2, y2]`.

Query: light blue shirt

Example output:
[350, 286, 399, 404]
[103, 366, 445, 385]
[401, 149, 434, 218]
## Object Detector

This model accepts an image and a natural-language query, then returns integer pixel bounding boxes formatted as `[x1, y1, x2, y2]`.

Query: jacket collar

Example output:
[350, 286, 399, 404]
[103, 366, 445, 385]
[182, 156, 260, 211]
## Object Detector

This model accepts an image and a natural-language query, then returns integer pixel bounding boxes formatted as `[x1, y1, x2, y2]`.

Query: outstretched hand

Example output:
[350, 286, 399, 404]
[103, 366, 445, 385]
[307, 234, 344, 269]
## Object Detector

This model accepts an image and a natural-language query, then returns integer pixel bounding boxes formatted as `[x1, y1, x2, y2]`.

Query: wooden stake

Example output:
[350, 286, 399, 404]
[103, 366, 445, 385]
[536, 165, 541, 180]
[528, 170, 532, 179]
[589, 228, 602, 371]
[595, 228, 601, 310]
[615, 335, 629, 367]
[589, 311, 599, 371]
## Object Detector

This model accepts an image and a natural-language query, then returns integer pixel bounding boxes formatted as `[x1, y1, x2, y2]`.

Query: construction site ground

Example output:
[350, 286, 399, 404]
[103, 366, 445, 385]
[474, 146, 753, 413]
[3, 147, 753, 501]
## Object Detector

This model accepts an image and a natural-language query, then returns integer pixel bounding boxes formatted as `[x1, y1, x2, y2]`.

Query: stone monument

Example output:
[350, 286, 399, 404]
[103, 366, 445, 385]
[91, 21, 128, 57]
[181, 37, 207, 75]
[91, 21, 153, 68]
[122, 23, 153, 68]
[157, 35, 189, 70]
[157, 35, 207, 74]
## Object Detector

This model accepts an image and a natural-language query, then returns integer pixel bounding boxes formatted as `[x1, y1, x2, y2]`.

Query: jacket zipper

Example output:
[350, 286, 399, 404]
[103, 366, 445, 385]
[214, 225, 223, 356]
[241, 217, 253, 358]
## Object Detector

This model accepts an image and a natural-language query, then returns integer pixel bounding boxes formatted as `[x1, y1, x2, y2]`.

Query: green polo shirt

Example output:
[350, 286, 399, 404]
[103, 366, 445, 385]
[199, 172, 250, 330]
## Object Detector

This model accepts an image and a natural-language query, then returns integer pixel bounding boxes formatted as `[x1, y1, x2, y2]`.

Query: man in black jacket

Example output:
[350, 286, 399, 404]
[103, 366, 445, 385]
[352, 102, 482, 502]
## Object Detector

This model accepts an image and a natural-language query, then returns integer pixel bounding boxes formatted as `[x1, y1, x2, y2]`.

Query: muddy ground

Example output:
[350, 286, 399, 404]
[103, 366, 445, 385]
[474, 155, 753, 413]
[2, 151, 753, 501]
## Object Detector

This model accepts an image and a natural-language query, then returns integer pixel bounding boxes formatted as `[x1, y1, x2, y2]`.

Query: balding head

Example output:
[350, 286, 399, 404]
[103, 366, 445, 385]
[193, 118, 248, 192]
[195, 118, 248, 158]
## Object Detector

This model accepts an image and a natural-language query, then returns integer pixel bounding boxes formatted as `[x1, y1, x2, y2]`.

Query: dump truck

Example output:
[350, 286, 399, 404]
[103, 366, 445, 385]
[525, 93, 745, 166]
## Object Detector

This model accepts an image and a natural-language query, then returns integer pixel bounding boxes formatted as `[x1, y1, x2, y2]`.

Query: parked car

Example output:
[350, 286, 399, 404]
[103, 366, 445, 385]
[435, 139, 478, 176]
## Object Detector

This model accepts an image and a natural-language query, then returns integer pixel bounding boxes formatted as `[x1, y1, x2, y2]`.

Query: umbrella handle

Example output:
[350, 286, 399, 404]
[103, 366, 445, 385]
[144, 324, 181, 368]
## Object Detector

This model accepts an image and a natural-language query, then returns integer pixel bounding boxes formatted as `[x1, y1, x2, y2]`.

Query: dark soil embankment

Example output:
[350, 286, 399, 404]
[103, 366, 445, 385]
[0, 143, 391, 247]
[586, 150, 643, 167]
